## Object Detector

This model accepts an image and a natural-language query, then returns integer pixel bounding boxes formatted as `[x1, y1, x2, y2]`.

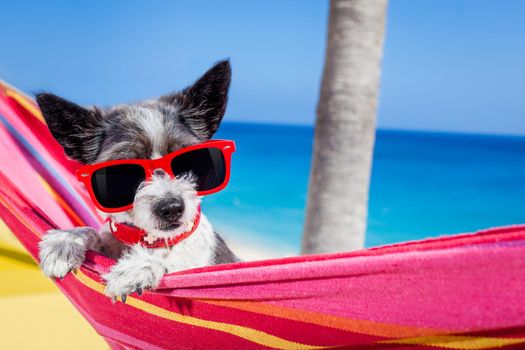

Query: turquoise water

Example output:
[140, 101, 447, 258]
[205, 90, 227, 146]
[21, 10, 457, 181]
[205, 122, 525, 253]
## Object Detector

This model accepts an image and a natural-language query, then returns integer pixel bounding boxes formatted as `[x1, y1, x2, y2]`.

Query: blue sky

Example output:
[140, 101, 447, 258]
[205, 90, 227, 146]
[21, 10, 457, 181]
[0, 0, 524, 135]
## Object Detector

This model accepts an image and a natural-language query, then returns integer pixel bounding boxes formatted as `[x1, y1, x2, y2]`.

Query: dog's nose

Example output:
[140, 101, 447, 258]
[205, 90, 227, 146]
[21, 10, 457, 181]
[153, 168, 166, 177]
[154, 197, 185, 222]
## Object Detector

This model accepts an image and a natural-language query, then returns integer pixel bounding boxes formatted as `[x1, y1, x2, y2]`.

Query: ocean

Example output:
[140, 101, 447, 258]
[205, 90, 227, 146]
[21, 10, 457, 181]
[206, 122, 525, 254]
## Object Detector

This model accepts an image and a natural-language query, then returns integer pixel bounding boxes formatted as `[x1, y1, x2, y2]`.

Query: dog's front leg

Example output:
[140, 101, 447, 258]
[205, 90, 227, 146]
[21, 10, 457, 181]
[39, 227, 100, 278]
[103, 245, 167, 302]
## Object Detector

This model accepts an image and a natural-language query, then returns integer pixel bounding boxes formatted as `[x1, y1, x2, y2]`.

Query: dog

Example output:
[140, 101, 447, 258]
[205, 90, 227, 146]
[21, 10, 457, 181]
[36, 60, 238, 301]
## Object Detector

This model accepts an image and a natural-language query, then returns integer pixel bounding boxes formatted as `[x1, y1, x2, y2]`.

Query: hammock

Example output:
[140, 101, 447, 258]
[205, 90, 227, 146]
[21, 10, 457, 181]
[0, 81, 524, 350]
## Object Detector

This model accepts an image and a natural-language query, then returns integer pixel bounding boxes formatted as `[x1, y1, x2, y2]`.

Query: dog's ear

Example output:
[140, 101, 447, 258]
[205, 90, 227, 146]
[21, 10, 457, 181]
[36, 93, 103, 163]
[161, 60, 231, 140]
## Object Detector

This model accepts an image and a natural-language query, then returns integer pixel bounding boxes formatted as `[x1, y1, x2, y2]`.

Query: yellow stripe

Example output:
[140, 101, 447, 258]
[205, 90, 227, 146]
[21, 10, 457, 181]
[73, 269, 327, 350]
[4, 89, 46, 123]
[380, 335, 525, 349]
[201, 301, 525, 349]
[201, 299, 441, 338]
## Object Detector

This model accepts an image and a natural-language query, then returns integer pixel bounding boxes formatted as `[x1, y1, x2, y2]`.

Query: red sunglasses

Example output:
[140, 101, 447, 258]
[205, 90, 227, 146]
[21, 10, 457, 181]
[76, 140, 235, 213]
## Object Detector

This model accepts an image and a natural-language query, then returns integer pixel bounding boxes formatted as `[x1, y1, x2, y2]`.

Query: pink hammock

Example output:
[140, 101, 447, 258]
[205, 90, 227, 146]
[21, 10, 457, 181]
[0, 81, 524, 349]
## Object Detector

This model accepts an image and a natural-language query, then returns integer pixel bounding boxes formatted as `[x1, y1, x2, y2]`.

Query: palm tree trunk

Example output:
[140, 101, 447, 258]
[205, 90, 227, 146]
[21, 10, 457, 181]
[302, 0, 388, 254]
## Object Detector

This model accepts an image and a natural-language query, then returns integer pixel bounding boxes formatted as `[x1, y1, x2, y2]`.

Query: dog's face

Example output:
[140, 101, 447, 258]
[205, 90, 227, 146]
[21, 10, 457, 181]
[36, 61, 231, 238]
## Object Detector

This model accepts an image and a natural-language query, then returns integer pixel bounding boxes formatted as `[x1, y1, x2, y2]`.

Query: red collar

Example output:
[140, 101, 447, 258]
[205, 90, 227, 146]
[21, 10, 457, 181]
[107, 205, 201, 248]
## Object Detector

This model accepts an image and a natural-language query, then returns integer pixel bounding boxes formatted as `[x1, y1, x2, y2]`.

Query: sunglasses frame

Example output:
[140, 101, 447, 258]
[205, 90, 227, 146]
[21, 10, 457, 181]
[76, 139, 235, 213]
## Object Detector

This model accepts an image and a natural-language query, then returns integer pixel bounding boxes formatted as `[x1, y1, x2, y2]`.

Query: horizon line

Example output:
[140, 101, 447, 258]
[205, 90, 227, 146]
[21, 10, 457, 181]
[222, 119, 525, 139]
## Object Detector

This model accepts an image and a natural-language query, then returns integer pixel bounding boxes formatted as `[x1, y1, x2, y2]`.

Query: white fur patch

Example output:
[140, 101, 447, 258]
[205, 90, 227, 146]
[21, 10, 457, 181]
[134, 106, 167, 159]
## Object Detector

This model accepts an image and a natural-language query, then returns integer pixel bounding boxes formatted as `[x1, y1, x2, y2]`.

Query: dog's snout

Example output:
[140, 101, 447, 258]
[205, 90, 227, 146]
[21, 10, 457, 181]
[154, 197, 185, 222]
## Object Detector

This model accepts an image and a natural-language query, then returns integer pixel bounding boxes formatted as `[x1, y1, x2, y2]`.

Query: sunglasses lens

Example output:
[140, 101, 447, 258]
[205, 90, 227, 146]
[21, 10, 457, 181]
[91, 164, 146, 209]
[170, 148, 226, 192]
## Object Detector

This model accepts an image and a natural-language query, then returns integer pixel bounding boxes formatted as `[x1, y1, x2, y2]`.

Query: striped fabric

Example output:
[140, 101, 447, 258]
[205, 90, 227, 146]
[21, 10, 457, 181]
[0, 81, 524, 350]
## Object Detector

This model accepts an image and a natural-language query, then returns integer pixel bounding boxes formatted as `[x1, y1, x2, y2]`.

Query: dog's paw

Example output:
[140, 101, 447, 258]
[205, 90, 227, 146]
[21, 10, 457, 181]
[103, 258, 166, 302]
[38, 228, 95, 278]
